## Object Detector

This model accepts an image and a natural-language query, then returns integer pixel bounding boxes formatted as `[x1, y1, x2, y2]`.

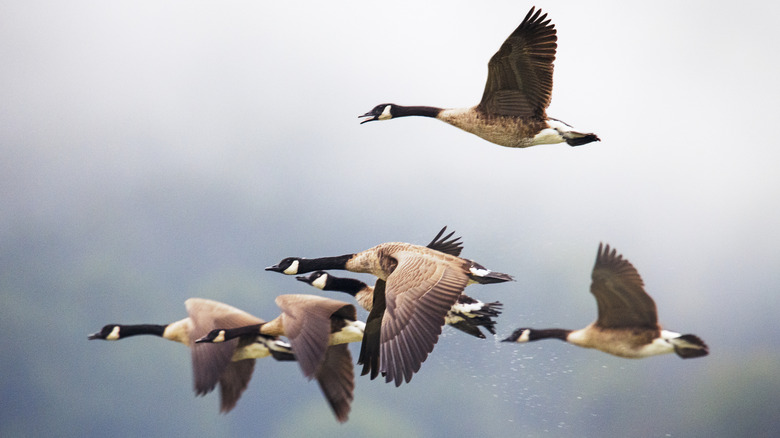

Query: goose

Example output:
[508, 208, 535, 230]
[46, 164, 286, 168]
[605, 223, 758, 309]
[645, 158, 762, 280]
[196, 294, 365, 423]
[296, 271, 503, 339]
[265, 227, 513, 386]
[502, 244, 709, 359]
[88, 298, 294, 413]
[359, 7, 599, 148]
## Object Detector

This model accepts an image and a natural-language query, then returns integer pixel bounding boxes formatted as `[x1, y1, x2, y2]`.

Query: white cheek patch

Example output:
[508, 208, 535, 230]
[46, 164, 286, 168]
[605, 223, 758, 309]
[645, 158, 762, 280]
[517, 329, 531, 343]
[213, 330, 226, 343]
[311, 273, 328, 290]
[283, 260, 299, 275]
[378, 105, 393, 120]
[107, 326, 121, 341]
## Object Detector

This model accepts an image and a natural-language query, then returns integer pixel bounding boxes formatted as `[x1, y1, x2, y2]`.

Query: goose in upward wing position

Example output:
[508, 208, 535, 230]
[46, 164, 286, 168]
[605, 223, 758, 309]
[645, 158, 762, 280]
[196, 294, 365, 423]
[88, 298, 294, 413]
[359, 7, 599, 148]
[502, 244, 708, 359]
[265, 227, 513, 386]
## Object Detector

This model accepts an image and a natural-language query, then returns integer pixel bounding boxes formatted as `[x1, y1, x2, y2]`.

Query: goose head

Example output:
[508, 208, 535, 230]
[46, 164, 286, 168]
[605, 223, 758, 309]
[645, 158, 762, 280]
[359, 103, 394, 124]
[501, 328, 532, 343]
[195, 329, 227, 344]
[296, 271, 330, 289]
[88, 324, 122, 341]
[266, 257, 302, 275]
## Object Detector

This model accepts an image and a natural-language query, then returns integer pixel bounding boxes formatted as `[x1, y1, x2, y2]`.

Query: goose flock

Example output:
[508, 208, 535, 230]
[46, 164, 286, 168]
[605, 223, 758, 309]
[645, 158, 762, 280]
[89, 6, 707, 424]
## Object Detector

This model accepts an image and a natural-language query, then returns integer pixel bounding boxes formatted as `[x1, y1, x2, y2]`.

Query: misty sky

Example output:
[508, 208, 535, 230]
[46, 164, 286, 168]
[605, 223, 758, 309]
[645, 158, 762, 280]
[2, 1, 779, 437]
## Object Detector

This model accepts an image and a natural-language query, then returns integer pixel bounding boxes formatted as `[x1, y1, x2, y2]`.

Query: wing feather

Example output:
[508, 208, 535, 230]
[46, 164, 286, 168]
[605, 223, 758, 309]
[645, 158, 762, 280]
[590, 244, 658, 329]
[478, 7, 557, 118]
[275, 294, 356, 379]
[379, 252, 469, 386]
[185, 298, 264, 412]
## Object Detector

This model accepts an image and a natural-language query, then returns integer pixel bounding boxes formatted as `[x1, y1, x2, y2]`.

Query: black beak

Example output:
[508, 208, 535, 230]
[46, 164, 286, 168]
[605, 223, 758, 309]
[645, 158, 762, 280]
[88, 333, 101, 340]
[265, 264, 283, 272]
[358, 112, 377, 124]
[500, 336, 515, 343]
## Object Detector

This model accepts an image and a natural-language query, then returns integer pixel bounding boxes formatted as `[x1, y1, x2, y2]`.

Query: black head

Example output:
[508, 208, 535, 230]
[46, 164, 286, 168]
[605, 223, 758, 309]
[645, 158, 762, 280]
[359, 103, 394, 124]
[501, 328, 531, 343]
[296, 270, 330, 289]
[195, 329, 226, 344]
[88, 324, 121, 341]
[265, 257, 302, 275]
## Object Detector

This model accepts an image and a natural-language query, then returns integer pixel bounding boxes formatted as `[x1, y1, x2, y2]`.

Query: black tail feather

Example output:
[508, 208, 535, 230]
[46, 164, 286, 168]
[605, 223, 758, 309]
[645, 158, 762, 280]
[673, 334, 709, 359]
[566, 133, 600, 147]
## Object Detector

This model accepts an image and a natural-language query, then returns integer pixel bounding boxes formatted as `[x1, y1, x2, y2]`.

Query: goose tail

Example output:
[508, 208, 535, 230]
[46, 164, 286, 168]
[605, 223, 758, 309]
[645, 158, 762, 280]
[671, 334, 709, 359]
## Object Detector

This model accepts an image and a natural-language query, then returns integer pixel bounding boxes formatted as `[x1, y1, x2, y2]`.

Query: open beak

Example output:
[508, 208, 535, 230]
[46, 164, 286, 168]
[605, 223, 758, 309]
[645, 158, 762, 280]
[358, 113, 377, 124]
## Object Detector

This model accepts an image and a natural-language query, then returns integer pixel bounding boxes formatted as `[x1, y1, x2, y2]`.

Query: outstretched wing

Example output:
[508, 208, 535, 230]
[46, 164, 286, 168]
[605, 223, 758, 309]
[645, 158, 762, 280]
[185, 298, 263, 412]
[380, 251, 469, 386]
[590, 244, 658, 329]
[315, 344, 355, 423]
[275, 294, 356, 379]
[478, 7, 557, 118]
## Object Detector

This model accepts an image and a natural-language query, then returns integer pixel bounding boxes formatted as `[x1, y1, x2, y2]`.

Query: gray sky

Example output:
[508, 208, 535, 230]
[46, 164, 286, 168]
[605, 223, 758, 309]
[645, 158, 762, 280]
[2, 1, 779, 436]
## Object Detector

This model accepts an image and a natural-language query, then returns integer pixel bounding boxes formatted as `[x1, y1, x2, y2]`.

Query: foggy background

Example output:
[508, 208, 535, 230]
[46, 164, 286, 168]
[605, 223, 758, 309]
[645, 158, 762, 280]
[2, 1, 779, 437]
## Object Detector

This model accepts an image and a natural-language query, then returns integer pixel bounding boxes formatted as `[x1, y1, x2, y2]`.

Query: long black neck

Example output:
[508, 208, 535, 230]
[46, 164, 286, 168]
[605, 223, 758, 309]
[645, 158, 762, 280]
[120, 324, 167, 338]
[298, 254, 355, 274]
[221, 324, 263, 342]
[393, 105, 443, 119]
[531, 328, 572, 342]
[326, 276, 368, 296]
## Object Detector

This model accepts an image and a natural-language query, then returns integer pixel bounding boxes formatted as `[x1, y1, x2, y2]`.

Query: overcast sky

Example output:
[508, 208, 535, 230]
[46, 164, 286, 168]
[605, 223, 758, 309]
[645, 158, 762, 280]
[2, 1, 779, 436]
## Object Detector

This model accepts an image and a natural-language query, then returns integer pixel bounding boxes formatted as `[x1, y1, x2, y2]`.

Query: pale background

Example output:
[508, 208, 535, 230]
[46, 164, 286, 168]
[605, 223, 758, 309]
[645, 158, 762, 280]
[2, 1, 779, 436]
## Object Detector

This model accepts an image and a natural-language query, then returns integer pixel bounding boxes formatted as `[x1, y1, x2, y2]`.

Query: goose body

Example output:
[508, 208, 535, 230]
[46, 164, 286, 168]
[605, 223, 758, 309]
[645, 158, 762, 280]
[359, 7, 599, 148]
[502, 244, 709, 359]
[88, 298, 294, 413]
[265, 227, 512, 386]
[197, 294, 364, 423]
[297, 271, 503, 339]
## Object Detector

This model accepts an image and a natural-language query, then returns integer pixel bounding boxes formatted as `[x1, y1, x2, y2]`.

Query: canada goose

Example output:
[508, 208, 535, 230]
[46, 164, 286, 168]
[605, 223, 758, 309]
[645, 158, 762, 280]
[265, 227, 512, 386]
[297, 271, 503, 339]
[502, 244, 709, 359]
[197, 294, 365, 423]
[359, 7, 599, 148]
[88, 298, 294, 413]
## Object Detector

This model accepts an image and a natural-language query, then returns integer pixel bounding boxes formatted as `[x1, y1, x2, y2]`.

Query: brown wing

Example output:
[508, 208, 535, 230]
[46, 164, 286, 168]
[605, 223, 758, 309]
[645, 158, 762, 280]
[275, 294, 356, 379]
[477, 7, 557, 118]
[590, 244, 658, 329]
[217, 360, 256, 413]
[315, 344, 355, 423]
[380, 250, 470, 386]
[185, 298, 264, 411]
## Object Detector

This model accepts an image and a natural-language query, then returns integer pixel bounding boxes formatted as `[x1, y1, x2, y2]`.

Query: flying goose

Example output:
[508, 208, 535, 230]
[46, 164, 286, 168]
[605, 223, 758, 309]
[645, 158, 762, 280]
[88, 298, 294, 413]
[502, 244, 709, 359]
[265, 227, 513, 386]
[296, 271, 503, 339]
[359, 7, 599, 148]
[196, 294, 365, 423]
